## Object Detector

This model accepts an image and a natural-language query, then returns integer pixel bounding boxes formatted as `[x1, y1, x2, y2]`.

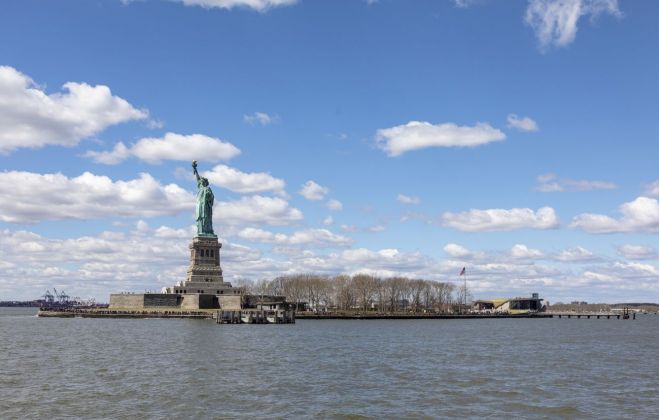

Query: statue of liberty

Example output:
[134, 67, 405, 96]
[192, 161, 215, 236]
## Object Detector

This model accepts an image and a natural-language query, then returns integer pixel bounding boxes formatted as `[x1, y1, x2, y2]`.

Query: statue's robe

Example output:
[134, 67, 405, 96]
[196, 181, 214, 235]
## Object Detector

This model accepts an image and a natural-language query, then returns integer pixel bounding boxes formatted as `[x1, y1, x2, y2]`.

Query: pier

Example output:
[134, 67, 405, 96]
[215, 309, 295, 324]
[551, 312, 636, 320]
[38, 308, 639, 321]
[38, 308, 214, 319]
[37, 307, 296, 323]
[550, 306, 637, 320]
[295, 312, 554, 320]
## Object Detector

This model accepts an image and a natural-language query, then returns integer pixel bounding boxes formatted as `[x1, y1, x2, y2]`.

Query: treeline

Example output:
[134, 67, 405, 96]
[235, 274, 466, 313]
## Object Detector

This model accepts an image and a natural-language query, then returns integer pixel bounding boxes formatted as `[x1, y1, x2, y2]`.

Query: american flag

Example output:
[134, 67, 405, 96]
[459, 267, 466, 276]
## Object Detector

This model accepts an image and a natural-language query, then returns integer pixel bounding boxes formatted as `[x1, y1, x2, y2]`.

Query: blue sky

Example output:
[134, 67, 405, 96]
[0, 0, 658, 302]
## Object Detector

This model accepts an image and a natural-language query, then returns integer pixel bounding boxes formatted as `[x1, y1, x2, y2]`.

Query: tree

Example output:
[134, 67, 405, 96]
[352, 274, 378, 311]
[333, 275, 355, 311]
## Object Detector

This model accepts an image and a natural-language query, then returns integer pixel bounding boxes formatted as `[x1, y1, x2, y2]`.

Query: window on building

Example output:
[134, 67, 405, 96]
[210, 250, 214, 258]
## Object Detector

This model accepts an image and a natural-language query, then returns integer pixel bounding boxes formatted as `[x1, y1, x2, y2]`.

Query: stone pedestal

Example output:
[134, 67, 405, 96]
[169, 235, 238, 295]
[186, 235, 223, 284]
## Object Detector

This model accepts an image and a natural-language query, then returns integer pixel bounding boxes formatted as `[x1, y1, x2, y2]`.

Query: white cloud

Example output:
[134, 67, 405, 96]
[237, 227, 352, 247]
[203, 164, 285, 195]
[617, 245, 657, 260]
[134, 220, 197, 239]
[525, 0, 622, 50]
[0, 227, 266, 300]
[511, 244, 544, 259]
[376, 121, 506, 156]
[0, 170, 299, 227]
[154, 225, 197, 239]
[215, 195, 303, 225]
[326, 199, 343, 211]
[454, 0, 476, 7]
[0, 66, 146, 154]
[2, 225, 659, 301]
[368, 225, 386, 233]
[442, 206, 559, 232]
[555, 246, 597, 262]
[323, 216, 334, 226]
[571, 196, 659, 233]
[243, 111, 278, 125]
[443, 243, 473, 258]
[397, 194, 420, 205]
[444, 243, 532, 263]
[146, 119, 164, 129]
[611, 261, 659, 278]
[507, 114, 539, 132]
[579, 261, 659, 287]
[85, 132, 240, 164]
[177, 0, 297, 12]
[644, 180, 659, 197]
[0, 171, 192, 223]
[87, 142, 131, 164]
[536, 173, 617, 192]
[340, 224, 357, 233]
[299, 180, 328, 201]
[135, 220, 150, 234]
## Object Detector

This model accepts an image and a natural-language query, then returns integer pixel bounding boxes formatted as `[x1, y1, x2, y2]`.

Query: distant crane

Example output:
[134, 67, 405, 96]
[59, 290, 69, 303]
[52, 288, 70, 304]
[42, 290, 55, 303]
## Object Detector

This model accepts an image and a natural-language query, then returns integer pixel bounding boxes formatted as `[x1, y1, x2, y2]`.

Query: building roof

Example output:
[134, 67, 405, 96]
[474, 297, 542, 308]
[474, 299, 509, 308]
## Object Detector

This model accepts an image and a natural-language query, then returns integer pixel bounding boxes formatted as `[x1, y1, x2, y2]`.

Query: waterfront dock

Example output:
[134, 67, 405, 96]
[37, 308, 638, 320]
[37, 307, 297, 323]
[295, 312, 554, 320]
[549, 312, 636, 320]
[215, 309, 295, 324]
[38, 308, 214, 319]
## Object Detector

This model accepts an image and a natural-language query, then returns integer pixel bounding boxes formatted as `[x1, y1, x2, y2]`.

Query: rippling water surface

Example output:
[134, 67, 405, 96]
[1, 308, 658, 418]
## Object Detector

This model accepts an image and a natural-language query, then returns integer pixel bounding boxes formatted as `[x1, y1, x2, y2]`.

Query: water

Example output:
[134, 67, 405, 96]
[1, 308, 658, 419]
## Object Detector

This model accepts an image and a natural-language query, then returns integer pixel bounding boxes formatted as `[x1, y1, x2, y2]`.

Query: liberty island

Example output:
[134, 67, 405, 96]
[38, 162, 294, 323]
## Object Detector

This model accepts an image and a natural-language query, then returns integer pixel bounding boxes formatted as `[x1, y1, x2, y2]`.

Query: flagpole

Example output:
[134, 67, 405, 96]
[458, 266, 467, 314]
[464, 270, 467, 311]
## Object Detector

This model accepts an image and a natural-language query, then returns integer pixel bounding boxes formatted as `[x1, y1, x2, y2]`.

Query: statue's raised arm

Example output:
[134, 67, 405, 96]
[192, 160, 201, 183]
[192, 161, 215, 237]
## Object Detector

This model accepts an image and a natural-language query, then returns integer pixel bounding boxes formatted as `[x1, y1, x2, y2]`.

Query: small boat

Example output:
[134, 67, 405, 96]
[241, 313, 253, 324]
[266, 314, 277, 324]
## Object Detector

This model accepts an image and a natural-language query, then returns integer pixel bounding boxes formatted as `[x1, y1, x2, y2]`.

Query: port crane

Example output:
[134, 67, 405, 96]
[52, 288, 70, 303]
[42, 290, 55, 304]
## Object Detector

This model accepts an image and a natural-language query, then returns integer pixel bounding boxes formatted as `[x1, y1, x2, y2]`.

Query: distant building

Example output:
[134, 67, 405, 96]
[472, 293, 545, 314]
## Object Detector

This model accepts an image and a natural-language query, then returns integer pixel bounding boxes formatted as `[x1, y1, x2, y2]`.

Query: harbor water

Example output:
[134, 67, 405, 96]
[1, 307, 658, 418]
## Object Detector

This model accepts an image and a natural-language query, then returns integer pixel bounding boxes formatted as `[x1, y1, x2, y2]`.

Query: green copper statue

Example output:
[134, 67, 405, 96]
[192, 160, 215, 236]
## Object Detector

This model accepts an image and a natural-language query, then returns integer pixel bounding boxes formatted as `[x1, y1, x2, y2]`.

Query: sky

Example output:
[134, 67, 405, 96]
[0, 0, 658, 302]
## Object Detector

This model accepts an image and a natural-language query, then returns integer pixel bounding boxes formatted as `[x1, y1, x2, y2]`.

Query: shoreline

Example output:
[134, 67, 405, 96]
[36, 308, 554, 320]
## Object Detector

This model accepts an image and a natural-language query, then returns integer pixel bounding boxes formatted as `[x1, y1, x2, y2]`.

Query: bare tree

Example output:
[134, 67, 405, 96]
[258, 274, 461, 314]
[409, 279, 429, 313]
[333, 275, 355, 311]
[384, 277, 409, 312]
[352, 274, 378, 311]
